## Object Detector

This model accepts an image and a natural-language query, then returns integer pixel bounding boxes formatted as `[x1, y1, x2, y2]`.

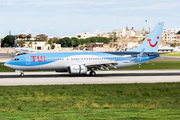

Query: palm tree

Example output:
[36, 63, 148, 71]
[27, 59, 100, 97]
[29, 41, 32, 48]
[22, 35, 27, 40]
[27, 34, 32, 40]
[111, 32, 118, 42]
[44, 42, 48, 50]
[19, 34, 23, 40]
[50, 42, 53, 50]
[18, 40, 25, 47]
[34, 42, 37, 50]
[16, 35, 19, 40]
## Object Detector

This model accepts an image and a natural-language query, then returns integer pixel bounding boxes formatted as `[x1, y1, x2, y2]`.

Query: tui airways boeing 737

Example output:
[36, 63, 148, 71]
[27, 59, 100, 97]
[5, 22, 164, 76]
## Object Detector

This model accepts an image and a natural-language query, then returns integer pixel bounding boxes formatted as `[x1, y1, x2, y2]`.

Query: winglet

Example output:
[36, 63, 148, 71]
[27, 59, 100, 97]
[136, 48, 145, 60]
[83, 47, 86, 52]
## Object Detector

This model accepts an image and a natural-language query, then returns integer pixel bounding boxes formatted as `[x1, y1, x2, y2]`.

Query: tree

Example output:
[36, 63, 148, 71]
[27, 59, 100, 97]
[1, 39, 4, 47]
[111, 32, 118, 42]
[16, 35, 19, 40]
[96, 37, 110, 43]
[59, 37, 72, 47]
[170, 43, 176, 47]
[80, 39, 87, 45]
[18, 34, 26, 40]
[22, 34, 27, 40]
[18, 34, 23, 40]
[29, 40, 33, 48]
[48, 37, 59, 44]
[4, 43, 9, 47]
[34, 42, 37, 49]
[35, 34, 48, 41]
[80, 37, 110, 45]
[18, 40, 25, 47]
[87, 37, 96, 43]
[51, 44, 55, 49]
[71, 37, 81, 47]
[3, 35, 14, 47]
[27, 34, 32, 40]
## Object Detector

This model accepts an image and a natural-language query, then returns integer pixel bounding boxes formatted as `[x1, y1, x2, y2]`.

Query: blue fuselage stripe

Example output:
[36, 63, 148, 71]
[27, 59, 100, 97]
[5, 52, 159, 67]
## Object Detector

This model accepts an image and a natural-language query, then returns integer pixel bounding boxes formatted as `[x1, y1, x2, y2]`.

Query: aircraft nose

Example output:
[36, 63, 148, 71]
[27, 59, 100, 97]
[4, 63, 7, 67]
[4, 61, 12, 68]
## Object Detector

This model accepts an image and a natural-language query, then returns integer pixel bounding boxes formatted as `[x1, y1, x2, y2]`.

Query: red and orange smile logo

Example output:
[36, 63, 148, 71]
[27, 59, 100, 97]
[147, 36, 159, 47]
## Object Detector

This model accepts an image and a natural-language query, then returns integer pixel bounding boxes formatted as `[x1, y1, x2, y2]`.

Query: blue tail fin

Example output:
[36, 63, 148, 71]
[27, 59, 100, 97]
[14, 35, 19, 48]
[128, 22, 164, 53]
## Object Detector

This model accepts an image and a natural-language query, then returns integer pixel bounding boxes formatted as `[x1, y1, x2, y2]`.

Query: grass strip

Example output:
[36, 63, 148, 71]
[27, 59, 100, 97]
[0, 83, 180, 119]
[161, 52, 180, 57]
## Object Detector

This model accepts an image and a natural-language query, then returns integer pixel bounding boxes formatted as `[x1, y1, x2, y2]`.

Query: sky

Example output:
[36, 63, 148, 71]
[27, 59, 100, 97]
[0, 0, 180, 38]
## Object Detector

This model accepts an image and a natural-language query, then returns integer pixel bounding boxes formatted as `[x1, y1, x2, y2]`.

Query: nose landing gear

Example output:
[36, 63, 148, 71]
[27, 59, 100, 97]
[15, 70, 24, 77]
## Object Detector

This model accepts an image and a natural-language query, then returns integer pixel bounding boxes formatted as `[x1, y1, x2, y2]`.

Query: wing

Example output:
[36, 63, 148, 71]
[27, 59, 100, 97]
[84, 61, 119, 70]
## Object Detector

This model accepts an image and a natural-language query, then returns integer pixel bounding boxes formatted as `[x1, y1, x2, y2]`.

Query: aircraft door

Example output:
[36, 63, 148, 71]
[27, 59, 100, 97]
[76, 57, 84, 63]
[25, 55, 31, 65]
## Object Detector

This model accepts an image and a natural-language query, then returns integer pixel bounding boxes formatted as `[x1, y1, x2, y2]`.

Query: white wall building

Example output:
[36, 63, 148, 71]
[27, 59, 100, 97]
[77, 32, 94, 39]
[25, 41, 61, 51]
[59, 35, 71, 39]
[164, 28, 180, 34]
[113, 29, 126, 37]
[125, 30, 136, 37]
[97, 33, 111, 38]
[163, 28, 180, 41]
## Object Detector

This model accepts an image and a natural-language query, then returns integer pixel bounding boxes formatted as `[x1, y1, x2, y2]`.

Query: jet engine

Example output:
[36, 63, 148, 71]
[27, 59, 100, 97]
[68, 65, 87, 75]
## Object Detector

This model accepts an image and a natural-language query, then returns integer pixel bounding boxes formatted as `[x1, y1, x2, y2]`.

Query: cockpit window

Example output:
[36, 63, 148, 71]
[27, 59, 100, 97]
[12, 58, 20, 61]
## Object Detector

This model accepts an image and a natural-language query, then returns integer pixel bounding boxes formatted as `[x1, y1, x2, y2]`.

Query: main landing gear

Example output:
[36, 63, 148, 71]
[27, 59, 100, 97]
[20, 72, 24, 77]
[89, 71, 96, 76]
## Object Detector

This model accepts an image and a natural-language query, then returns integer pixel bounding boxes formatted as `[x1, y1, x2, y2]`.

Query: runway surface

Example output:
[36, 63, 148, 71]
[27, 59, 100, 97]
[152, 56, 180, 61]
[0, 70, 180, 86]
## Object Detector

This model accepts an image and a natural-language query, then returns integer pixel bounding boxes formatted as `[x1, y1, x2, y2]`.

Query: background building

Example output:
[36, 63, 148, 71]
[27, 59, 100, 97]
[77, 32, 94, 39]
[162, 28, 180, 41]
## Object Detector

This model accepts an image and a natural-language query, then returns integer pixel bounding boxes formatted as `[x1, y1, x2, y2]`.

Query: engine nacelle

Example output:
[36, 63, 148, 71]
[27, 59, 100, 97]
[68, 65, 87, 75]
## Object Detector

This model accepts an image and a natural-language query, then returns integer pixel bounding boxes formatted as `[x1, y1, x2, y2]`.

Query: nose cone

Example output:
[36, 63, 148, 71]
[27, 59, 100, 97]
[4, 60, 12, 68]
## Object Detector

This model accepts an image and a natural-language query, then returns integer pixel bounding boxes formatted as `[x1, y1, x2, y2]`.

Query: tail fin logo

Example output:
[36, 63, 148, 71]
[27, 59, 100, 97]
[147, 39, 158, 47]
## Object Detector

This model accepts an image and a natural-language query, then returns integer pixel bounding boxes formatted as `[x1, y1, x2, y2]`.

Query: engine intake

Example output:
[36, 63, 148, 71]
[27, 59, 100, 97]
[68, 65, 87, 75]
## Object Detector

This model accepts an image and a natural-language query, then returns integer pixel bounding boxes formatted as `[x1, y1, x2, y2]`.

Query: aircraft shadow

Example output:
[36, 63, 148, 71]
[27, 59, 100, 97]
[0, 72, 180, 78]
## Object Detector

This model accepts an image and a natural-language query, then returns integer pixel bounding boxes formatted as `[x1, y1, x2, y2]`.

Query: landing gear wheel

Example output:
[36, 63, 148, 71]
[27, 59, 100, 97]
[20, 73, 24, 77]
[90, 71, 96, 76]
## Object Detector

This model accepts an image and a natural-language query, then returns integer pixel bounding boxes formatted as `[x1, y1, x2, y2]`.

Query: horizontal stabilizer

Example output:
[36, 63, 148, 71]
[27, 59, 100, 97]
[135, 48, 145, 60]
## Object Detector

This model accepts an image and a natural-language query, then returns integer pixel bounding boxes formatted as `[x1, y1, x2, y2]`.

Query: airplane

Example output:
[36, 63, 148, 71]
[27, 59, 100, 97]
[14, 35, 35, 56]
[5, 22, 164, 77]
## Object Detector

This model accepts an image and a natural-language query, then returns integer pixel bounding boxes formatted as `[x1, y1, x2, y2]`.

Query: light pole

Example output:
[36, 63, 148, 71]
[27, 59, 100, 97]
[0, 5, 2, 48]
[149, 17, 151, 32]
